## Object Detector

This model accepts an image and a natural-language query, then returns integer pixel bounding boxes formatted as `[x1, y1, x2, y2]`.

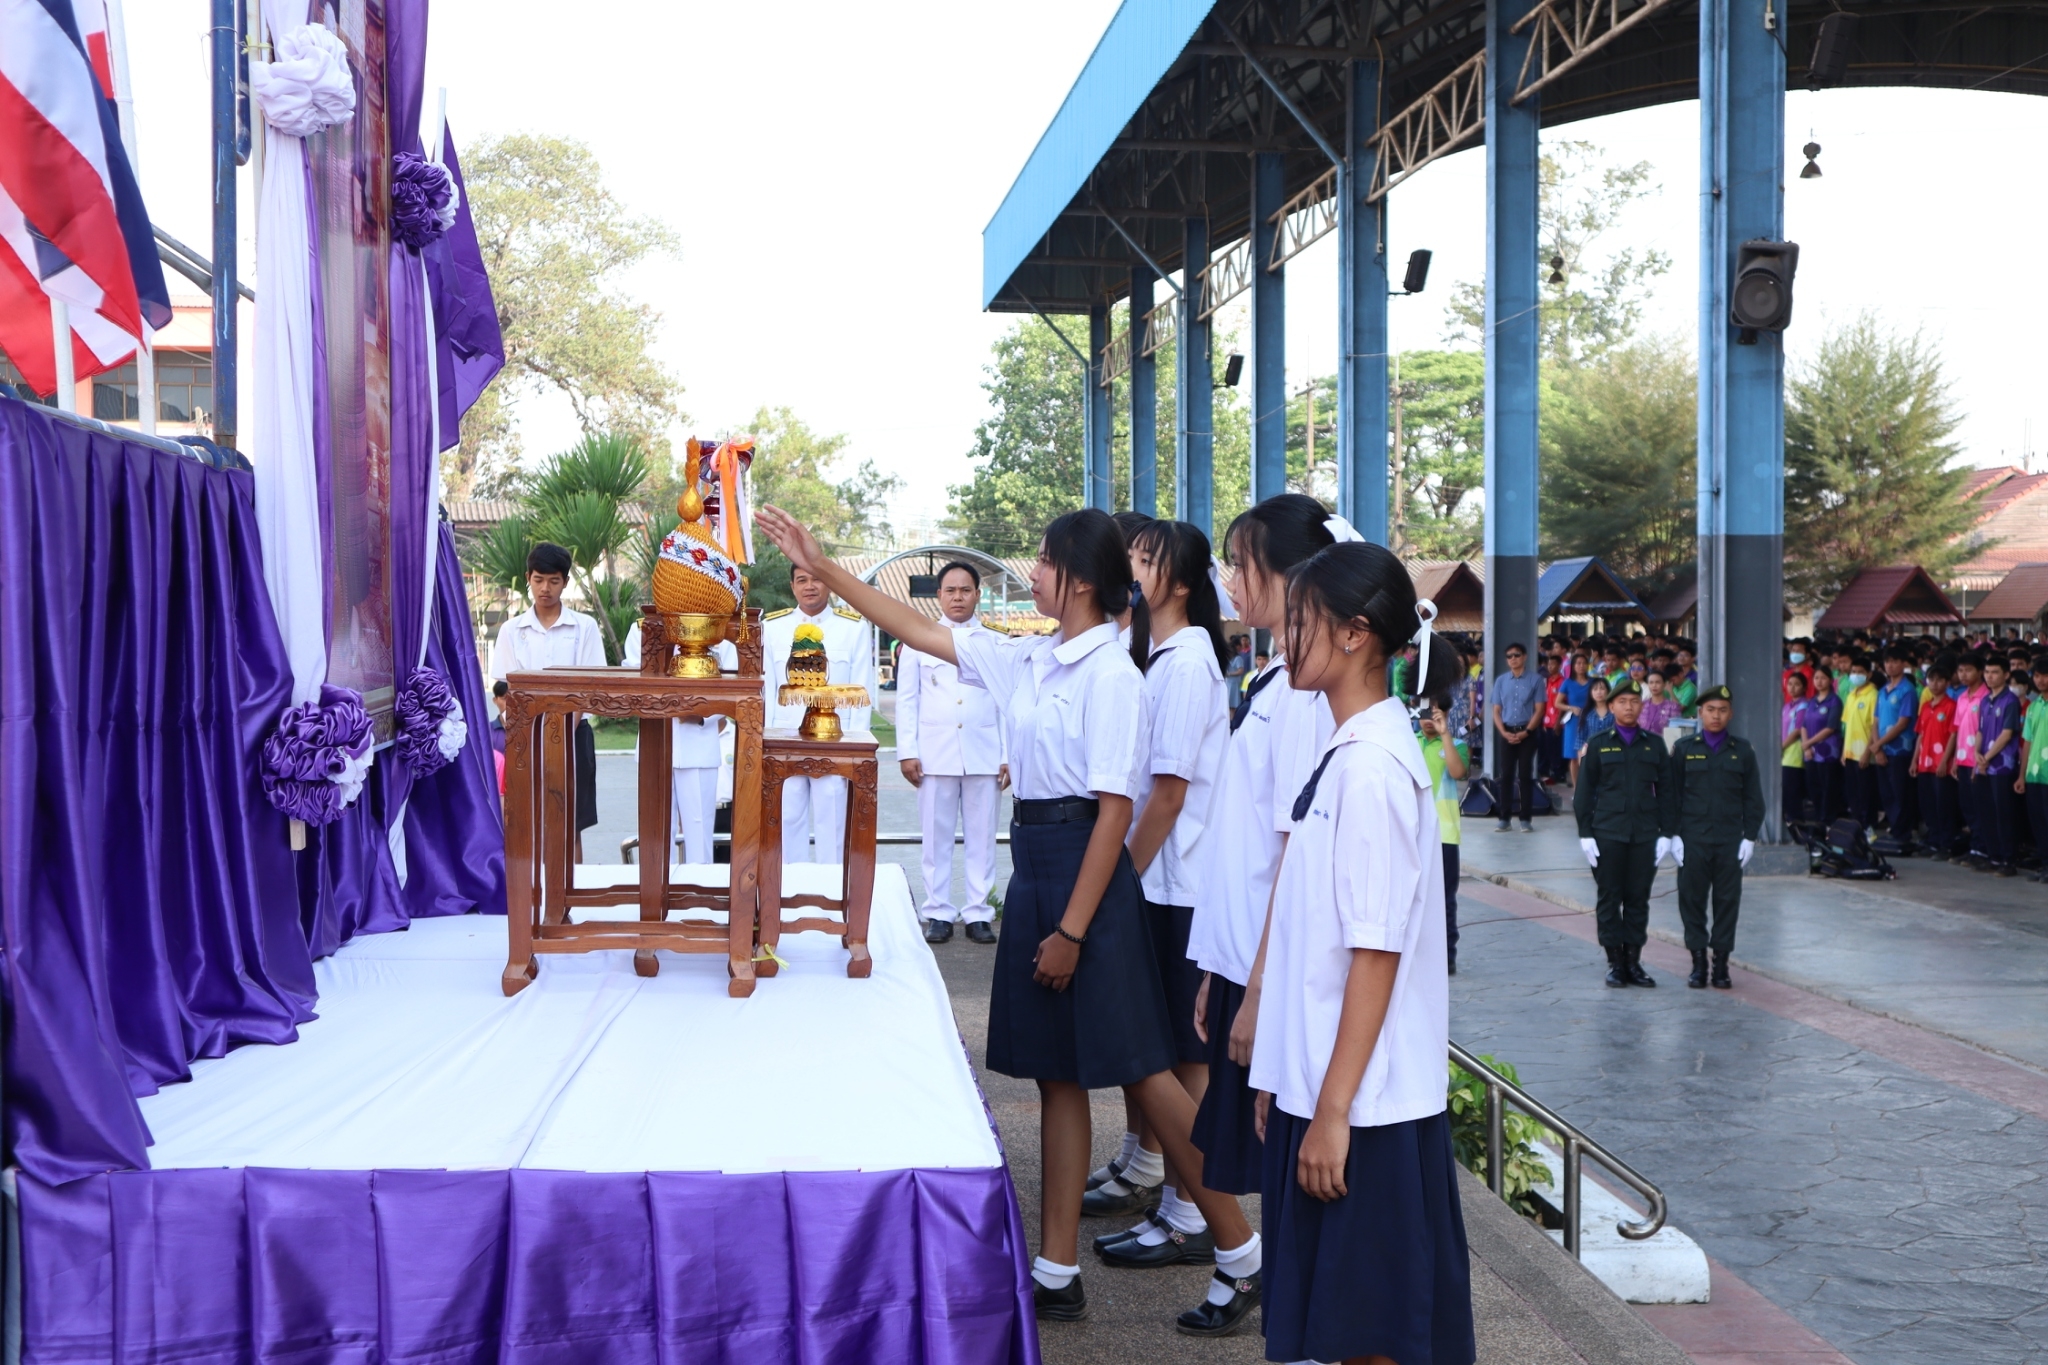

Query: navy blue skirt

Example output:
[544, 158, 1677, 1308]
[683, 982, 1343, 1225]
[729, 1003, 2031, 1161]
[1261, 1107, 1476, 1365]
[1189, 973, 1261, 1194]
[985, 817, 1176, 1088]
[1143, 900, 1208, 1066]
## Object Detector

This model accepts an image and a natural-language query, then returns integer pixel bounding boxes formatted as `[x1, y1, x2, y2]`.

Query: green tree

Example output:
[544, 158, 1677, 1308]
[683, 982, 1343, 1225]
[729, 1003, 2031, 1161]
[1540, 337, 1697, 596]
[526, 432, 652, 661]
[948, 317, 1086, 555]
[453, 134, 685, 497]
[1447, 141, 1671, 368]
[1784, 316, 1973, 608]
[742, 406, 901, 553]
[1392, 350, 1486, 558]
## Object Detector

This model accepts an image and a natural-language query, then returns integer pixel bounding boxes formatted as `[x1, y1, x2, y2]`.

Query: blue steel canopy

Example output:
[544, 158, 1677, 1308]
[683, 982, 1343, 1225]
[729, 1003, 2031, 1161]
[985, 0, 2048, 314]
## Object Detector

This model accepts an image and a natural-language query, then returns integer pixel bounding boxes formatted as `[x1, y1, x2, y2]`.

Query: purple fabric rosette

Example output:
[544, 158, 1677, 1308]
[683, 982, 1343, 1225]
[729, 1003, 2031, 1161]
[395, 666, 467, 777]
[261, 685, 375, 825]
[391, 151, 458, 251]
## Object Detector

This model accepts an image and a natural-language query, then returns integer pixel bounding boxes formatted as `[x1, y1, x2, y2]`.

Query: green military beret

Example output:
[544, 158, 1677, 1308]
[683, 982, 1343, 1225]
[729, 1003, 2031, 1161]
[1697, 684, 1732, 705]
[1609, 678, 1641, 698]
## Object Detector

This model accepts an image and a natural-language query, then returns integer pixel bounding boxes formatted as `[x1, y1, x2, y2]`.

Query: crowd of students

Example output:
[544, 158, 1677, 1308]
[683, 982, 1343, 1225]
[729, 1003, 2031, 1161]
[1780, 633, 2048, 876]
[753, 494, 1476, 1364]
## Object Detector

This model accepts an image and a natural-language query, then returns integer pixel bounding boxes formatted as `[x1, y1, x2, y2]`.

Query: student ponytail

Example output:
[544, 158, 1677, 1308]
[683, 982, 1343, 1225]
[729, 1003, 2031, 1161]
[1131, 519, 1231, 673]
[1223, 493, 1336, 578]
[1283, 541, 1459, 704]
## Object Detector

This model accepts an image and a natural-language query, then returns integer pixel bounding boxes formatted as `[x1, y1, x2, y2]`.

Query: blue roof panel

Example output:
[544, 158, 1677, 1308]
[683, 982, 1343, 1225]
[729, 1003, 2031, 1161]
[982, 0, 1217, 310]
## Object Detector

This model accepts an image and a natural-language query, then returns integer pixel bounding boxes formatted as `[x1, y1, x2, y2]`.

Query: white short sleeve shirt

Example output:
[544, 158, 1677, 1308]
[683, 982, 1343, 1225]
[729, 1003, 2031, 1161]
[1132, 627, 1229, 907]
[954, 622, 1145, 801]
[491, 607, 607, 677]
[1249, 697, 1449, 1129]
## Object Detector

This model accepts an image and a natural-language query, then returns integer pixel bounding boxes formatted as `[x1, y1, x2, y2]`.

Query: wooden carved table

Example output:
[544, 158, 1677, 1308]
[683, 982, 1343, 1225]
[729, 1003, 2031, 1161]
[757, 728, 880, 978]
[501, 665, 765, 998]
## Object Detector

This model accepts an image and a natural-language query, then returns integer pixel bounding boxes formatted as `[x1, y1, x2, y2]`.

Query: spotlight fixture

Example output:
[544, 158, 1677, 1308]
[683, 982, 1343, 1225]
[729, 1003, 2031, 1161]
[1800, 141, 1823, 178]
[1222, 353, 1244, 388]
[1548, 255, 1566, 285]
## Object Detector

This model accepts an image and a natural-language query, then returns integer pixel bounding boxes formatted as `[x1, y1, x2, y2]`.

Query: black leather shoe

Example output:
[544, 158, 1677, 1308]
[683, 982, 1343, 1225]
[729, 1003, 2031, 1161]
[1092, 1210, 1160, 1255]
[1687, 950, 1709, 989]
[965, 920, 997, 944]
[1711, 952, 1733, 989]
[1081, 1177, 1162, 1218]
[1176, 1269, 1261, 1337]
[1097, 1221, 1214, 1268]
[1604, 946, 1629, 988]
[1033, 1275, 1087, 1321]
[922, 918, 953, 945]
[1625, 943, 1657, 988]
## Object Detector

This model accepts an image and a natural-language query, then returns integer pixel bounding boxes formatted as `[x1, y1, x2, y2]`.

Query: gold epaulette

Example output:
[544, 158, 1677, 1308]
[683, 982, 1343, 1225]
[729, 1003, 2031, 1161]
[834, 607, 863, 621]
[763, 608, 794, 621]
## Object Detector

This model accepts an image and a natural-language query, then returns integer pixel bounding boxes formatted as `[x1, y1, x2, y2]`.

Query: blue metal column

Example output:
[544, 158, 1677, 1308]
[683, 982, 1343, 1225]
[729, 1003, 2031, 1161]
[1252, 153, 1287, 504]
[1130, 266, 1158, 515]
[1178, 218, 1214, 534]
[1087, 303, 1112, 510]
[1339, 62, 1389, 542]
[1698, 0, 1787, 837]
[1482, 0, 1542, 780]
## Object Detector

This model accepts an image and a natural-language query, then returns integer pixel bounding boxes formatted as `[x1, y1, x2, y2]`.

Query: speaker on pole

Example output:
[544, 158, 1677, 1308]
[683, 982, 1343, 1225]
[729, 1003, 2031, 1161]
[1731, 240, 1800, 344]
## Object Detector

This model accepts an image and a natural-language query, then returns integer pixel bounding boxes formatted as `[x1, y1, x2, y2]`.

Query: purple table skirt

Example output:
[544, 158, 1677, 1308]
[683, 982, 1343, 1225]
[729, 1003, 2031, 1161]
[20, 1165, 1043, 1365]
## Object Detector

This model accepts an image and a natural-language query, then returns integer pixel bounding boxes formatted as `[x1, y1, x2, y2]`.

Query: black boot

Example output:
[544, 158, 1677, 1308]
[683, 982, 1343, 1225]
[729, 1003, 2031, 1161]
[1711, 952, 1733, 989]
[1625, 943, 1657, 988]
[1604, 945, 1629, 988]
[1687, 950, 1709, 989]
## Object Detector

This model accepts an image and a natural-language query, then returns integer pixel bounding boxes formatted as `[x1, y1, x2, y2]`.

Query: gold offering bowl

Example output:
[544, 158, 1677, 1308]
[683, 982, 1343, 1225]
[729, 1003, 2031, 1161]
[777, 683, 870, 742]
[663, 613, 731, 678]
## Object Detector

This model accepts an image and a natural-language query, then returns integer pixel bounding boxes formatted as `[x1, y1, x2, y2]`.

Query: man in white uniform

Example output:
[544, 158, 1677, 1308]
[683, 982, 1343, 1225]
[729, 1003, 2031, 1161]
[762, 565, 876, 864]
[491, 542, 607, 861]
[898, 561, 1008, 945]
[620, 620, 737, 866]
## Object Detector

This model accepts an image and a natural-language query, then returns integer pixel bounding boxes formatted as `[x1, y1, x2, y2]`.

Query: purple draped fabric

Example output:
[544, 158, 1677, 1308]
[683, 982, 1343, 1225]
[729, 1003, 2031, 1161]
[425, 127, 506, 427]
[400, 521, 506, 919]
[20, 1165, 1042, 1365]
[0, 400, 318, 1184]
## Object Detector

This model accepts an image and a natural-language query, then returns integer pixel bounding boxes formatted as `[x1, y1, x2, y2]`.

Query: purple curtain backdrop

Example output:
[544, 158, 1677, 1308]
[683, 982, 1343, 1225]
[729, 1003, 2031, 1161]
[20, 1165, 1042, 1365]
[401, 521, 506, 919]
[0, 400, 318, 1185]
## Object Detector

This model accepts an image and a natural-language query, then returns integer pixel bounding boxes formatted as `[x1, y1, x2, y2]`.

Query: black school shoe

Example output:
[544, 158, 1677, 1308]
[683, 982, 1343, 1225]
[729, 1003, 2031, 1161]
[1032, 1275, 1087, 1321]
[922, 918, 953, 945]
[1081, 1175, 1162, 1218]
[1176, 1269, 1261, 1337]
[1097, 1220, 1215, 1268]
[965, 920, 997, 944]
[1092, 1209, 1162, 1255]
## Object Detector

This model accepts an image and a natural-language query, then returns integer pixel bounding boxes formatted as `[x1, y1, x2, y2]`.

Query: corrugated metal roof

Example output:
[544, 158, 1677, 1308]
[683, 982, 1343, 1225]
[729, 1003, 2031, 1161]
[1409, 559, 1484, 630]
[445, 498, 649, 528]
[1536, 557, 1646, 619]
[1815, 565, 1961, 631]
[1967, 563, 2048, 622]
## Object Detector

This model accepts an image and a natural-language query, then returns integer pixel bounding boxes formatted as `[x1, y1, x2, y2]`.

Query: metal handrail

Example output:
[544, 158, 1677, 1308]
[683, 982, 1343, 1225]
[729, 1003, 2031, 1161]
[620, 830, 1009, 861]
[1450, 1040, 1667, 1256]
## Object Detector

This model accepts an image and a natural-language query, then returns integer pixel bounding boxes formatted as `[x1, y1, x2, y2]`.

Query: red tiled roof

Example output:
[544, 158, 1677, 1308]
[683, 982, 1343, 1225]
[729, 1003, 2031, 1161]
[1971, 471, 2048, 521]
[1816, 565, 1962, 631]
[1961, 466, 2023, 501]
[1967, 563, 2048, 622]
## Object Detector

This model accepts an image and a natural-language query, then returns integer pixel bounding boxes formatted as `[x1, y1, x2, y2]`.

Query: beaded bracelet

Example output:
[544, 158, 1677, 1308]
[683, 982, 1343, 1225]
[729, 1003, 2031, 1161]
[1054, 924, 1087, 945]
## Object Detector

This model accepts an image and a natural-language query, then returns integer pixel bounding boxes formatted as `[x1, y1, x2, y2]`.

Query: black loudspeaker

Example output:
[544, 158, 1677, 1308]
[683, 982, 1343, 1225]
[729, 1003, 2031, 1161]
[1731, 240, 1800, 335]
[908, 574, 940, 598]
[1808, 12, 1858, 86]
[1403, 248, 1433, 294]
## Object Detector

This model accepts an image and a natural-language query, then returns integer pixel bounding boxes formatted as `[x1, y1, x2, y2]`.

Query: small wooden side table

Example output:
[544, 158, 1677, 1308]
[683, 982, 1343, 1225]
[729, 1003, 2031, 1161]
[501, 668, 766, 998]
[757, 728, 879, 978]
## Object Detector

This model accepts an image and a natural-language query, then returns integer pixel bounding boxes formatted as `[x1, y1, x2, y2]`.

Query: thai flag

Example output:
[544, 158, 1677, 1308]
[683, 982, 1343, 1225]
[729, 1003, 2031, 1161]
[0, 0, 171, 397]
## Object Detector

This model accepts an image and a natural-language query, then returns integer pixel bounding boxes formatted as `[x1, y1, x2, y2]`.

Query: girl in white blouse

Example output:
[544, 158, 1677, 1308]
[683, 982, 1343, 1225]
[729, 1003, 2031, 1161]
[753, 504, 1258, 1326]
[1245, 539, 1475, 1365]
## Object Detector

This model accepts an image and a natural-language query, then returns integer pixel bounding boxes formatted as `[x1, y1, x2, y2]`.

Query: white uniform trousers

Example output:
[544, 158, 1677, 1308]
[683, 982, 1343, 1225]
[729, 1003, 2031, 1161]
[781, 775, 847, 865]
[918, 774, 999, 923]
[671, 767, 719, 867]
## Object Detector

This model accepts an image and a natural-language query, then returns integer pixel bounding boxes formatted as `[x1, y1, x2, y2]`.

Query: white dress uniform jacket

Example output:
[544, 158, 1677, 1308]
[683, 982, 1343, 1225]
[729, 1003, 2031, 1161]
[762, 604, 876, 863]
[899, 617, 1006, 923]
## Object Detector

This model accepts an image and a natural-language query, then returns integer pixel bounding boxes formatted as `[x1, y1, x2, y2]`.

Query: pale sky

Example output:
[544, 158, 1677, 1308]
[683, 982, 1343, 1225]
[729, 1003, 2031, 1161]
[123, 3, 2048, 526]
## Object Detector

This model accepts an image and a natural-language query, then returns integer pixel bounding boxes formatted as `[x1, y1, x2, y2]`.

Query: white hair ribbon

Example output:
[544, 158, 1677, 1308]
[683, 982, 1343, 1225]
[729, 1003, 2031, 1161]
[1323, 515, 1366, 544]
[1412, 598, 1439, 711]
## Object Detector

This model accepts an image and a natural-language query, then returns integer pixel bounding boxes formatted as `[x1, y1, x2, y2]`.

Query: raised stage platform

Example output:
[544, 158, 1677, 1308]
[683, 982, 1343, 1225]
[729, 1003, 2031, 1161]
[16, 866, 1039, 1364]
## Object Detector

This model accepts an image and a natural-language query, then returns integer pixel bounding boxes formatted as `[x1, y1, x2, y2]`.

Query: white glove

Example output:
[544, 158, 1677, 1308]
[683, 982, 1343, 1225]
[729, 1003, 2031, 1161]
[1654, 836, 1672, 866]
[1670, 836, 1686, 867]
[1738, 838, 1755, 868]
[1580, 838, 1600, 868]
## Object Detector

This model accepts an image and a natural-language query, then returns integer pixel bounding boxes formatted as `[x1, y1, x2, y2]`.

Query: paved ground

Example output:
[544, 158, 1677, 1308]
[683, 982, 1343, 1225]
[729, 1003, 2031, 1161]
[1459, 798, 2048, 1365]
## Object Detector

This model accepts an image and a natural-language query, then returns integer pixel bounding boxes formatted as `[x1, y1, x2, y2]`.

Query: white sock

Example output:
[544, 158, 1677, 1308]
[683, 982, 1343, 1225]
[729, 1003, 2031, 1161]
[1160, 1186, 1207, 1234]
[1124, 1145, 1165, 1186]
[1090, 1131, 1143, 1185]
[1031, 1255, 1078, 1291]
[1207, 1233, 1262, 1302]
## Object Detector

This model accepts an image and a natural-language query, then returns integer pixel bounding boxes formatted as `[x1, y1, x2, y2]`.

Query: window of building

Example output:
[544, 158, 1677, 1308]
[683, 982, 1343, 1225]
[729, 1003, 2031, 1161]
[0, 354, 52, 405]
[89, 350, 212, 424]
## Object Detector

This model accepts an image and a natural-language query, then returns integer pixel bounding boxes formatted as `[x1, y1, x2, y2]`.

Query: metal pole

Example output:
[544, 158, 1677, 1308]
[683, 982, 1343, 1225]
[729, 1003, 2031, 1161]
[210, 0, 239, 447]
[1178, 217, 1214, 535]
[1251, 152, 1287, 505]
[1131, 265, 1158, 515]
[1485, 1080, 1505, 1197]
[1563, 1136, 1583, 1256]
[50, 303, 74, 411]
[1087, 303, 1112, 510]
[1340, 61, 1390, 543]
[1482, 0, 1543, 781]
[106, 0, 153, 433]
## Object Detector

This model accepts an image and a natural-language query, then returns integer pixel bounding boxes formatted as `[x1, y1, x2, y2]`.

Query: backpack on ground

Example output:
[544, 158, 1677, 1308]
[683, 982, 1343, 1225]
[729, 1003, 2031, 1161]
[1808, 817, 1896, 880]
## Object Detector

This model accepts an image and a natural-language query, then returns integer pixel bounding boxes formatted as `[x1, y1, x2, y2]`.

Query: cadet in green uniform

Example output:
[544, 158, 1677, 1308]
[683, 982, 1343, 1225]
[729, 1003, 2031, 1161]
[1665, 685, 1764, 989]
[1574, 679, 1671, 988]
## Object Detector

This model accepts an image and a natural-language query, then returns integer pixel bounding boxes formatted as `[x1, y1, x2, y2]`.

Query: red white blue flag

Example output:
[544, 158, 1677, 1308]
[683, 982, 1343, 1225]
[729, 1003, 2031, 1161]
[0, 0, 171, 396]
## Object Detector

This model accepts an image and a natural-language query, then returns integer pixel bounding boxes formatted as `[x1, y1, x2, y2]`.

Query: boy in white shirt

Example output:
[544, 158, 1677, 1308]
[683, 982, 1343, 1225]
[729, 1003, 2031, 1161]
[490, 542, 607, 861]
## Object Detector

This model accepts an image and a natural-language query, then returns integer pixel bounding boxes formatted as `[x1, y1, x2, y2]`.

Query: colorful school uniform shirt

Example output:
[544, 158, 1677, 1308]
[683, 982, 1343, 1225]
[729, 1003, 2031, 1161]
[1804, 694, 1844, 763]
[1419, 733, 1469, 847]
[1913, 691, 1957, 775]
[1640, 697, 1682, 734]
[1672, 677, 1698, 716]
[1876, 677, 1919, 759]
[1781, 700, 1807, 769]
[1840, 684, 1879, 763]
[1978, 688, 2024, 778]
[2025, 697, 2048, 786]
[1952, 684, 1989, 769]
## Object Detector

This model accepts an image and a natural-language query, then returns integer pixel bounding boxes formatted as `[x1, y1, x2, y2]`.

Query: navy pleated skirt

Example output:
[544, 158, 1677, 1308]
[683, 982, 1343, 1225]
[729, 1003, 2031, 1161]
[1189, 973, 1261, 1194]
[985, 816, 1176, 1088]
[1260, 1106, 1476, 1365]
[1143, 900, 1208, 1066]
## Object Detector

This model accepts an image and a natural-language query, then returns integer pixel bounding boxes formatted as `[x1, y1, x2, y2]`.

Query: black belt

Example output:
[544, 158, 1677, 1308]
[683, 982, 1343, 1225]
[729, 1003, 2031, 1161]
[1013, 796, 1101, 825]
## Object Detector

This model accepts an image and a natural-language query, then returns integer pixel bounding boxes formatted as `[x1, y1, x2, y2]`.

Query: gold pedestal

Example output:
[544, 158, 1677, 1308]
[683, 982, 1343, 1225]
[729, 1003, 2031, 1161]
[778, 683, 869, 743]
[664, 613, 730, 678]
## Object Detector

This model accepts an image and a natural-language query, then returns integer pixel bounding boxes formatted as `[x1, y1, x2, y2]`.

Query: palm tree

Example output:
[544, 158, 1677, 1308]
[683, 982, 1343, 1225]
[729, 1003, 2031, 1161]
[528, 432, 651, 662]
